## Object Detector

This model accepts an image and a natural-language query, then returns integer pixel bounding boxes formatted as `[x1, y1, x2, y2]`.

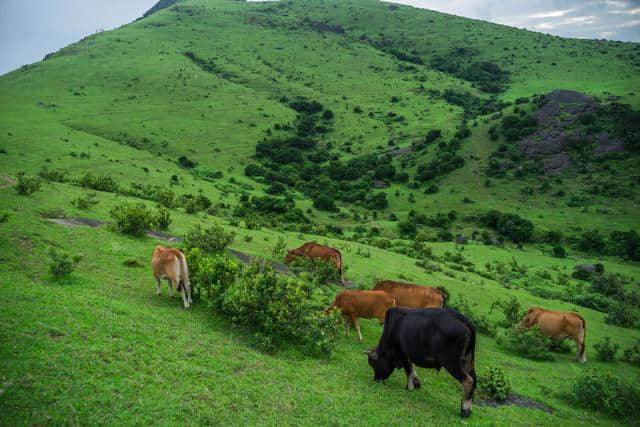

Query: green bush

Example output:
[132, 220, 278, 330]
[591, 273, 625, 301]
[288, 256, 341, 285]
[71, 192, 98, 210]
[479, 210, 534, 243]
[570, 370, 640, 418]
[479, 367, 511, 401]
[39, 167, 68, 182]
[605, 302, 638, 328]
[491, 296, 524, 327]
[552, 245, 566, 258]
[109, 203, 154, 235]
[187, 250, 341, 357]
[182, 224, 235, 254]
[622, 340, 640, 366]
[48, 248, 81, 277]
[594, 337, 619, 362]
[154, 207, 171, 230]
[76, 172, 119, 193]
[15, 172, 41, 195]
[497, 326, 555, 361]
[449, 296, 496, 337]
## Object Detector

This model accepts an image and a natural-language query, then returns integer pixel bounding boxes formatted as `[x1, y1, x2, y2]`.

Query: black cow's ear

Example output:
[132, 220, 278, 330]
[365, 349, 377, 360]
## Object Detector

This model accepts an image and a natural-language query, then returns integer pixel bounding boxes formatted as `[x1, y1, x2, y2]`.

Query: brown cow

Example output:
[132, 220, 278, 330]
[151, 246, 192, 309]
[325, 290, 396, 342]
[285, 242, 344, 283]
[519, 307, 586, 362]
[373, 280, 446, 309]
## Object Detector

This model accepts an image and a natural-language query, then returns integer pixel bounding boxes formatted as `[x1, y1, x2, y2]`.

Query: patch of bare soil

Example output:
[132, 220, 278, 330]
[0, 175, 16, 189]
[47, 217, 106, 227]
[146, 230, 183, 243]
[477, 394, 553, 413]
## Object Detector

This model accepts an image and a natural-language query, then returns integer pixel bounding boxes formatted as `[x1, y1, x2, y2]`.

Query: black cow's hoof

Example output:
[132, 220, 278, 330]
[461, 409, 471, 418]
[412, 378, 421, 389]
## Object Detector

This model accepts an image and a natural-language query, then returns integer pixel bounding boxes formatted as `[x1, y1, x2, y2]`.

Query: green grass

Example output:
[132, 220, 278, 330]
[1, 0, 639, 425]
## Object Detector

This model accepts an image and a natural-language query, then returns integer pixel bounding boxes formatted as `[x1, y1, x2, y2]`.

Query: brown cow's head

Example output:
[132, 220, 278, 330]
[365, 348, 394, 382]
[284, 250, 299, 264]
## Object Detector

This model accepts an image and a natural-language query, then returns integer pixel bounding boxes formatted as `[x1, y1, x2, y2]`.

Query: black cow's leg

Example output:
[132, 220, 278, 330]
[403, 362, 420, 390]
[443, 362, 474, 418]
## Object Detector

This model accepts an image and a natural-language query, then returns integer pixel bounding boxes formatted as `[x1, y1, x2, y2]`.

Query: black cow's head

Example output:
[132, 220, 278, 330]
[365, 348, 394, 381]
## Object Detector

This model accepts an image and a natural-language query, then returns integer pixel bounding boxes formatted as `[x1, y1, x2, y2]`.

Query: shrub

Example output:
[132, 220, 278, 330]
[272, 236, 286, 259]
[576, 229, 607, 254]
[48, 248, 81, 277]
[479, 210, 534, 243]
[288, 256, 340, 285]
[552, 245, 566, 258]
[76, 172, 119, 193]
[313, 194, 339, 212]
[605, 302, 638, 327]
[594, 337, 619, 362]
[109, 203, 154, 235]
[622, 340, 640, 365]
[591, 274, 625, 300]
[178, 155, 196, 168]
[479, 367, 511, 401]
[15, 172, 41, 195]
[449, 296, 496, 337]
[182, 224, 235, 254]
[38, 167, 67, 182]
[570, 370, 640, 418]
[497, 326, 555, 360]
[154, 207, 171, 230]
[71, 192, 98, 210]
[491, 296, 524, 327]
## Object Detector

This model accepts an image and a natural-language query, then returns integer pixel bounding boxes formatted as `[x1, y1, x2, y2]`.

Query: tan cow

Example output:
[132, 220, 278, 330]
[151, 246, 192, 309]
[325, 290, 396, 342]
[285, 242, 344, 283]
[373, 280, 446, 309]
[519, 307, 586, 362]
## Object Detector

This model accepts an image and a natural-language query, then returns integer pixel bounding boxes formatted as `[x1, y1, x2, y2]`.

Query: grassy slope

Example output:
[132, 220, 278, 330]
[1, 0, 639, 425]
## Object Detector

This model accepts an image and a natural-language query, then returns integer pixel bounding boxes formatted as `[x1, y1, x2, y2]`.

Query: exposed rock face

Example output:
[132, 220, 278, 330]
[516, 90, 624, 172]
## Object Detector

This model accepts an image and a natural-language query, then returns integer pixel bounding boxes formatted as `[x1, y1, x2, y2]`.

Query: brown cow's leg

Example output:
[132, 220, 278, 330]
[166, 279, 173, 297]
[351, 315, 362, 342]
[155, 277, 162, 296]
[343, 315, 351, 336]
[574, 337, 586, 363]
[179, 286, 189, 309]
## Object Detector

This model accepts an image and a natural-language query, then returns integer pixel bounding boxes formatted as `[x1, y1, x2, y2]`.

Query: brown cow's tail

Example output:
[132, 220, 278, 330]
[578, 315, 587, 361]
[438, 289, 447, 308]
[336, 249, 344, 284]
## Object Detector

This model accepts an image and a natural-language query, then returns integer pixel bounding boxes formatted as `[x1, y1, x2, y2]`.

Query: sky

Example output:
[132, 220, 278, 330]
[0, 0, 157, 75]
[390, 0, 640, 41]
[1, 0, 639, 75]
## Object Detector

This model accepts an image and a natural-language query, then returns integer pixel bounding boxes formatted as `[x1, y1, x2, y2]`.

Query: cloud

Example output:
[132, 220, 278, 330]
[609, 6, 640, 14]
[527, 9, 576, 19]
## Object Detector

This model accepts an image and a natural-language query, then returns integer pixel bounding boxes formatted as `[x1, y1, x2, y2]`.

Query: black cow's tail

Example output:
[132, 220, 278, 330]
[455, 311, 476, 368]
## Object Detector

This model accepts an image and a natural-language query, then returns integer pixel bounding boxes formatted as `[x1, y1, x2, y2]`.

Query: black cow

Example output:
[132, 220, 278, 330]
[365, 308, 477, 418]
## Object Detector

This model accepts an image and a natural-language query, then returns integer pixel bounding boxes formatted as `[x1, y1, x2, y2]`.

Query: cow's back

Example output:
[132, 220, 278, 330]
[152, 246, 184, 279]
[374, 281, 444, 308]
[535, 308, 583, 338]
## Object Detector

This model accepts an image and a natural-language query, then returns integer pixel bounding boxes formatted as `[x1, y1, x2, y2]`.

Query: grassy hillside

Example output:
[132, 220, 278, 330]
[1, 0, 639, 425]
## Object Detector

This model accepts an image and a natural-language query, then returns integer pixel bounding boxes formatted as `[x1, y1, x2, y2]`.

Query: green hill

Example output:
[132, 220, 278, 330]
[1, 0, 639, 425]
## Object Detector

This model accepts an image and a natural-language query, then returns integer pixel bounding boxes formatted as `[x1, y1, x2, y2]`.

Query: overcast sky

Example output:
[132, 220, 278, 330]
[1, 0, 639, 76]
[390, 0, 640, 41]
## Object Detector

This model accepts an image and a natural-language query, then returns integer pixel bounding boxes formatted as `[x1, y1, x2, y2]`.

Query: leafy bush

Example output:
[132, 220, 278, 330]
[313, 194, 339, 212]
[552, 245, 566, 258]
[497, 326, 555, 361]
[182, 224, 235, 254]
[287, 256, 340, 285]
[605, 302, 638, 327]
[594, 337, 619, 362]
[71, 192, 98, 210]
[622, 340, 640, 366]
[48, 248, 81, 277]
[449, 296, 496, 337]
[479, 210, 534, 243]
[187, 250, 341, 357]
[570, 370, 640, 418]
[15, 172, 41, 195]
[38, 167, 68, 182]
[109, 203, 154, 235]
[591, 273, 625, 300]
[76, 172, 119, 193]
[154, 207, 171, 230]
[479, 367, 511, 401]
[491, 296, 524, 327]
[576, 229, 607, 254]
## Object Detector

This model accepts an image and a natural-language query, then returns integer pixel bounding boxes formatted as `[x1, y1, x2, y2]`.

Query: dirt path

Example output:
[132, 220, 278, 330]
[0, 175, 16, 189]
[45, 216, 352, 287]
[477, 394, 553, 413]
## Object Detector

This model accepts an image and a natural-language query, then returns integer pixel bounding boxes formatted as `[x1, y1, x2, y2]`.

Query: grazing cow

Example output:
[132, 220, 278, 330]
[373, 280, 446, 309]
[151, 246, 192, 309]
[325, 290, 396, 342]
[519, 307, 586, 362]
[285, 242, 344, 283]
[365, 308, 477, 418]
